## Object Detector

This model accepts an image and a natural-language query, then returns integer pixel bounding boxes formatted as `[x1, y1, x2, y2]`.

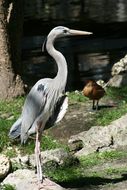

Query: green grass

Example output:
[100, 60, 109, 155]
[68, 91, 88, 103]
[80, 151, 127, 167]
[106, 86, 127, 101]
[18, 134, 66, 156]
[45, 150, 127, 183]
[95, 102, 127, 125]
[2, 133, 65, 157]
[67, 86, 127, 126]
[0, 97, 24, 152]
[94, 86, 127, 126]
[105, 167, 127, 175]
[0, 184, 16, 190]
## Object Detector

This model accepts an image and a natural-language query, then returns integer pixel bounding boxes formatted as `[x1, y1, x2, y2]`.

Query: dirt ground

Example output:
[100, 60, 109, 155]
[46, 98, 115, 143]
[46, 101, 95, 143]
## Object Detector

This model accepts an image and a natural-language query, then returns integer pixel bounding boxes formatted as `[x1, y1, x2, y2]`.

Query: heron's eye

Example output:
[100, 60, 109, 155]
[63, 29, 68, 34]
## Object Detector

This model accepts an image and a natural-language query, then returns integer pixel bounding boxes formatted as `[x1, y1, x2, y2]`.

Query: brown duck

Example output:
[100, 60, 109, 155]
[82, 80, 105, 110]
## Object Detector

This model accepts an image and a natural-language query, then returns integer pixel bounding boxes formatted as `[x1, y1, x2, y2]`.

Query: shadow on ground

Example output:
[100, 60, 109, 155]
[60, 173, 127, 189]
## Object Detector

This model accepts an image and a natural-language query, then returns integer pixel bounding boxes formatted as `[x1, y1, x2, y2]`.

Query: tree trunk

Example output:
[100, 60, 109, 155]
[0, 0, 24, 100]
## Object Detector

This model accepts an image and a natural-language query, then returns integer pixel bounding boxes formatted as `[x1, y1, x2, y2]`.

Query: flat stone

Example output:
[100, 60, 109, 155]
[29, 148, 69, 167]
[3, 169, 66, 190]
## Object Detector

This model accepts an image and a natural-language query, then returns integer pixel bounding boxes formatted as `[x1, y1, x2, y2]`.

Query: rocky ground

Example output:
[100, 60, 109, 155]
[46, 98, 127, 190]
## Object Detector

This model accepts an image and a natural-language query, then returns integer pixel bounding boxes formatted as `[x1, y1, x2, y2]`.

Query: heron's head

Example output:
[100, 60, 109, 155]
[48, 26, 92, 39]
[42, 26, 92, 52]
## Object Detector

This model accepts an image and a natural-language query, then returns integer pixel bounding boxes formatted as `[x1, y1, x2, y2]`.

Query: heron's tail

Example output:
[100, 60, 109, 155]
[9, 117, 22, 139]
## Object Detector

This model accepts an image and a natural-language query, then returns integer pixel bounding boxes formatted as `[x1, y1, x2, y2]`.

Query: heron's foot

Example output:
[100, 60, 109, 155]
[35, 167, 46, 178]
[37, 178, 56, 189]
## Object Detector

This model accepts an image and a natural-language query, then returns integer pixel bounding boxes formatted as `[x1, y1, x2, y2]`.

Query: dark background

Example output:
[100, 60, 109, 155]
[22, 0, 127, 90]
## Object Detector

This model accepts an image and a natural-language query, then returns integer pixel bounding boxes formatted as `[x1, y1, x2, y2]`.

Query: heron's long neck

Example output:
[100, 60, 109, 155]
[46, 40, 68, 90]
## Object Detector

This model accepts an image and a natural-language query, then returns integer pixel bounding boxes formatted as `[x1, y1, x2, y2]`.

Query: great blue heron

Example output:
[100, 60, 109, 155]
[9, 26, 92, 186]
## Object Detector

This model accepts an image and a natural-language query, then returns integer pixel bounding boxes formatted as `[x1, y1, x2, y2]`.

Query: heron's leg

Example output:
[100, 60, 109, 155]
[35, 125, 54, 189]
[35, 124, 43, 184]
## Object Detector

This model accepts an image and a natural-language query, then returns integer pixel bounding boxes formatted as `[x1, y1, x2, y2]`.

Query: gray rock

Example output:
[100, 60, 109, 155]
[11, 155, 29, 167]
[108, 54, 127, 87]
[111, 55, 127, 76]
[68, 114, 127, 157]
[0, 155, 11, 179]
[10, 148, 71, 172]
[108, 74, 127, 87]
[3, 169, 66, 190]
[29, 148, 69, 167]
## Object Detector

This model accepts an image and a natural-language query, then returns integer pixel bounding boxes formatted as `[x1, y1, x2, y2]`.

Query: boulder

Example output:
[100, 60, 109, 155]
[10, 148, 72, 172]
[29, 148, 69, 167]
[68, 114, 127, 157]
[3, 169, 66, 190]
[108, 73, 127, 87]
[108, 54, 127, 87]
[0, 155, 11, 179]
[111, 55, 127, 76]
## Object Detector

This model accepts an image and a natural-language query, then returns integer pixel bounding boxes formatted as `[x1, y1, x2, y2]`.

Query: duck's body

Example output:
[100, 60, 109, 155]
[83, 80, 105, 110]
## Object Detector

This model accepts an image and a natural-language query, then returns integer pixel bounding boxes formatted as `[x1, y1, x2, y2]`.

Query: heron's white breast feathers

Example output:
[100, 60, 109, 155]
[55, 96, 68, 123]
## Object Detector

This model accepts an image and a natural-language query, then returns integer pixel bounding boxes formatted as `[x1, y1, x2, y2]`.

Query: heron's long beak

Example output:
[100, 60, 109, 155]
[69, 29, 92, 36]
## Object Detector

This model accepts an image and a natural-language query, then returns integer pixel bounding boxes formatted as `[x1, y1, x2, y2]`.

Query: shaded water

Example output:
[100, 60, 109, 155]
[22, 0, 127, 90]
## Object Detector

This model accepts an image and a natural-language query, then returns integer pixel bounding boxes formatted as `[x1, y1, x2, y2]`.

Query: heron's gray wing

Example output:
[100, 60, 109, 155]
[21, 78, 52, 143]
[9, 116, 22, 139]
[45, 95, 68, 129]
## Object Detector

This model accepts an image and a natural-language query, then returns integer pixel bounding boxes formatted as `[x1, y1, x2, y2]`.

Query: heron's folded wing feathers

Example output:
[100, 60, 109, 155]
[45, 95, 68, 129]
[9, 116, 22, 139]
[21, 79, 52, 143]
[9, 79, 51, 143]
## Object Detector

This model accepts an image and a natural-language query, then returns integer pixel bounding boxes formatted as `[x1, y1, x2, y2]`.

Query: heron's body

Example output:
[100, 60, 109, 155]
[9, 26, 92, 187]
[83, 80, 105, 110]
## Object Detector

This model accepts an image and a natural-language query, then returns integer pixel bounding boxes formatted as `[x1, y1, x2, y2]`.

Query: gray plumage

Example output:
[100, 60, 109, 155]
[9, 77, 68, 143]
